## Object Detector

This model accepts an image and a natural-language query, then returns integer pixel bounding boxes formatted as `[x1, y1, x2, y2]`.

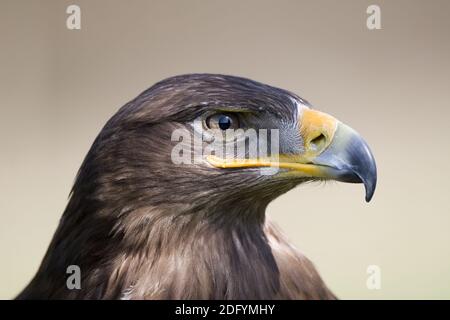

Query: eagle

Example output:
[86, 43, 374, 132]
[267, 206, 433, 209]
[17, 74, 376, 300]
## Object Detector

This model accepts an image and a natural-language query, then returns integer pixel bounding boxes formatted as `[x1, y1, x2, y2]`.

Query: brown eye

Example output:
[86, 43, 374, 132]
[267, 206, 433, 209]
[206, 113, 239, 130]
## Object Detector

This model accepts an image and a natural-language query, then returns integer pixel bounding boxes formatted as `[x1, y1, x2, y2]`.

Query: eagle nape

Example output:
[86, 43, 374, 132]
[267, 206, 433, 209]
[17, 74, 377, 300]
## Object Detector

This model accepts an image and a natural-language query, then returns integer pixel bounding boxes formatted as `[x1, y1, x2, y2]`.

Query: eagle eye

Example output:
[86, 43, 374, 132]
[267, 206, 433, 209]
[206, 113, 239, 131]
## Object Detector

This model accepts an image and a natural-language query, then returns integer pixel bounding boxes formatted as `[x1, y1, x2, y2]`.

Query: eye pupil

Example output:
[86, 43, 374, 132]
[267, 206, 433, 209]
[218, 115, 232, 130]
[205, 113, 238, 130]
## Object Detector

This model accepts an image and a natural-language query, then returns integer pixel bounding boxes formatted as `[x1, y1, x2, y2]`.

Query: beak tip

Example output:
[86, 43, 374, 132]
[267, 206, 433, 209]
[365, 191, 374, 203]
[363, 174, 377, 203]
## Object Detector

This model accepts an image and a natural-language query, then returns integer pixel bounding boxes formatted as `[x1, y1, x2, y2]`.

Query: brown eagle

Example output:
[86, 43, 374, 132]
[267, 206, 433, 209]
[17, 74, 376, 299]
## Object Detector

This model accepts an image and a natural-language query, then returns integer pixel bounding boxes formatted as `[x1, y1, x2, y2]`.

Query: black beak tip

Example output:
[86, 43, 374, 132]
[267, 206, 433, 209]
[350, 137, 377, 203]
[361, 164, 377, 203]
[365, 182, 376, 202]
[349, 170, 376, 203]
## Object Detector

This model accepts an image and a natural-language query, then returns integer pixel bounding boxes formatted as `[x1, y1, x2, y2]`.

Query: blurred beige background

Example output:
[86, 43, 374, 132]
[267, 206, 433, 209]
[1, 0, 449, 299]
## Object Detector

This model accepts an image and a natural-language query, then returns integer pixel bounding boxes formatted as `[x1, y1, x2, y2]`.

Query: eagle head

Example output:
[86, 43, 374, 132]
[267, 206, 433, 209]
[19, 74, 376, 299]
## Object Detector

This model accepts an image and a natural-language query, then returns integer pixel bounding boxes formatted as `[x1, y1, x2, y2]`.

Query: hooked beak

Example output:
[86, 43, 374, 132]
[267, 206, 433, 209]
[308, 118, 377, 202]
[207, 109, 377, 202]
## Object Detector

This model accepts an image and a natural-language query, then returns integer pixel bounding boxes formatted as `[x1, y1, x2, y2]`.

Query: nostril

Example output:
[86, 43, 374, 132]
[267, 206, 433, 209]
[309, 133, 327, 152]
